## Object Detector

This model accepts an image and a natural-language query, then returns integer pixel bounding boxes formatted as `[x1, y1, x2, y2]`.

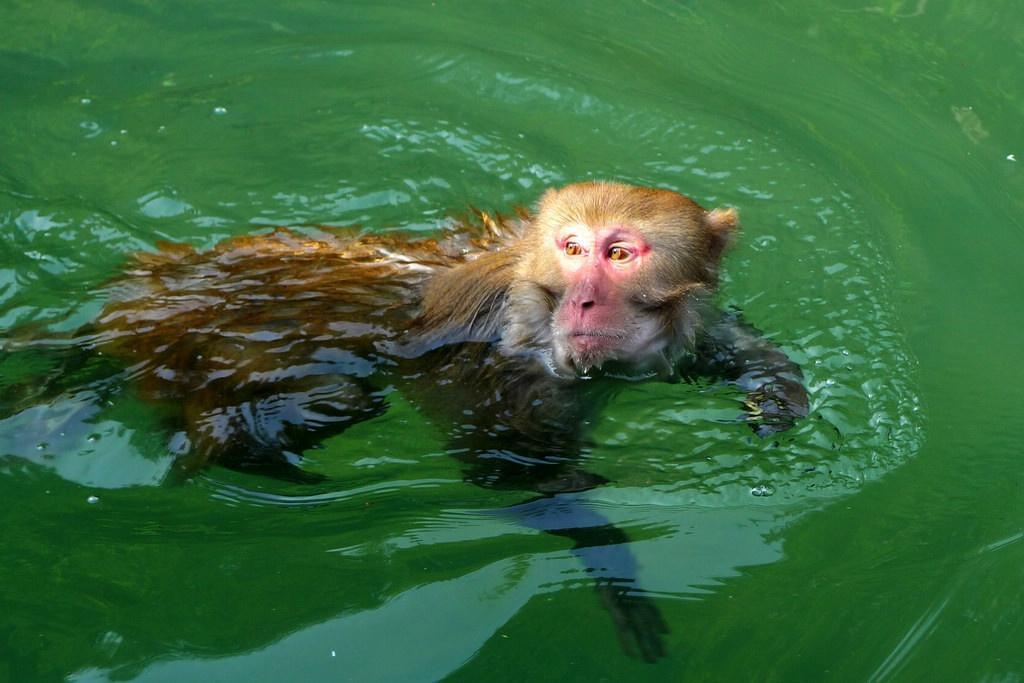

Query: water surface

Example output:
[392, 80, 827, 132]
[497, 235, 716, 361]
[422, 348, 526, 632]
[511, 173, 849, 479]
[1, 1, 1022, 681]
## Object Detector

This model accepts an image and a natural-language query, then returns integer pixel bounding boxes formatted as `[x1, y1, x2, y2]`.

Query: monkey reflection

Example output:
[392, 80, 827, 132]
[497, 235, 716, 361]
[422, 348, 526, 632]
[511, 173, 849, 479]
[31, 182, 810, 660]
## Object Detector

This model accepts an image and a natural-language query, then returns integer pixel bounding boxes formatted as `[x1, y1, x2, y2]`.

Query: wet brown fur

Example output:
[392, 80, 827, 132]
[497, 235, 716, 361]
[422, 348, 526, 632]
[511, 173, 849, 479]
[87, 181, 736, 471]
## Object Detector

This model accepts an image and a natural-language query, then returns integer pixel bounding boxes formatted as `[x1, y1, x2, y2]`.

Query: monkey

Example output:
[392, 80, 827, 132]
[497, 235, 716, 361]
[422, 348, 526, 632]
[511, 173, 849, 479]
[2, 181, 808, 661]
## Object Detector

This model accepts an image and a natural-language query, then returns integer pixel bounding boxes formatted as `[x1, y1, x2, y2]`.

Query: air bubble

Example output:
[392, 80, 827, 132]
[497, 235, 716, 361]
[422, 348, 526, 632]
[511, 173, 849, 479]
[87, 495, 100, 504]
[213, 106, 228, 115]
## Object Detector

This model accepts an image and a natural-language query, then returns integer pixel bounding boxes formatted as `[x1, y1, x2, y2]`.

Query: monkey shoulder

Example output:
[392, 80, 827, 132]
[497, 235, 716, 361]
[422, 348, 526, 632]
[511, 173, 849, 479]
[403, 248, 522, 352]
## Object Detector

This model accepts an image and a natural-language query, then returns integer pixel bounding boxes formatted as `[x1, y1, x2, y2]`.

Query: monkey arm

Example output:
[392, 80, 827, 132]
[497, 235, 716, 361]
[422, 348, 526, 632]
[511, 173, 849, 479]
[418, 347, 668, 660]
[692, 310, 809, 436]
[500, 494, 668, 662]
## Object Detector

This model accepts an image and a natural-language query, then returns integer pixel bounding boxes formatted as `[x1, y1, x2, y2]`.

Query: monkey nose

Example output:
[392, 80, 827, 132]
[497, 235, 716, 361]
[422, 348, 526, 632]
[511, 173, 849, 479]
[567, 280, 600, 311]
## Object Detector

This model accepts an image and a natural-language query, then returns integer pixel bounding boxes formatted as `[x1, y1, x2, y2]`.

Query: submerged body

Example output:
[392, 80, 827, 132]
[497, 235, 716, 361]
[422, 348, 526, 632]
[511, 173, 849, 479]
[17, 181, 808, 660]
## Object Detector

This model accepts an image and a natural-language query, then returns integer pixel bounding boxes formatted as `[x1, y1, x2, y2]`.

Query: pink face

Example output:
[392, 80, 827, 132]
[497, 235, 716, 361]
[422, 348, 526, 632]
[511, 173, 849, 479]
[553, 223, 653, 363]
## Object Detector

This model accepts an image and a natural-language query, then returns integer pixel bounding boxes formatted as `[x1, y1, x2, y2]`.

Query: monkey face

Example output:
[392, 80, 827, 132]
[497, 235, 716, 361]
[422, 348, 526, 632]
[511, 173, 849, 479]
[504, 181, 736, 378]
[546, 223, 662, 374]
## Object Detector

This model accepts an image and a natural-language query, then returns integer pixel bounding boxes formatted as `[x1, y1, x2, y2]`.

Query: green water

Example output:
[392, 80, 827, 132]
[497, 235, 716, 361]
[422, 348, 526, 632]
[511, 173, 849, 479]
[1, 1, 1022, 680]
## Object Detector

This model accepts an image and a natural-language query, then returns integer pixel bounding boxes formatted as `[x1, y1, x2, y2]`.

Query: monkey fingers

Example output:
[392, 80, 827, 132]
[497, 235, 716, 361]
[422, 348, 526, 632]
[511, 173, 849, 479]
[743, 379, 809, 437]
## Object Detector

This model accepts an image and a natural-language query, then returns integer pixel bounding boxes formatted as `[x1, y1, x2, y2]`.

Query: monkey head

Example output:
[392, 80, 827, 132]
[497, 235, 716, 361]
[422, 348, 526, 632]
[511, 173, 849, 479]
[502, 181, 737, 377]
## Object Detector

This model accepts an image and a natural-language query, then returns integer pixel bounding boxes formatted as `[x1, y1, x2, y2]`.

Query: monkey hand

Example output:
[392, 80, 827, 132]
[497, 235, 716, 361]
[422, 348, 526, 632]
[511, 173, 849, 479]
[596, 582, 669, 662]
[743, 378, 809, 437]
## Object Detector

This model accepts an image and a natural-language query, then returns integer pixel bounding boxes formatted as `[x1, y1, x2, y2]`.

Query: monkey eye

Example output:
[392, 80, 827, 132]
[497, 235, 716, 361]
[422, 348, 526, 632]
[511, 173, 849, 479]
[564, 240, 583, 256]
[607, 245, 632, 262]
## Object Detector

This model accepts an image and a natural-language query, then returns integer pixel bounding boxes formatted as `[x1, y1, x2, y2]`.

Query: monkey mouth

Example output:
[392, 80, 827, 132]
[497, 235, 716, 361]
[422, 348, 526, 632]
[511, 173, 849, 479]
[570, 330, 622, 340]
[564, 330, 626, 372]
[569, 330, 625, 347]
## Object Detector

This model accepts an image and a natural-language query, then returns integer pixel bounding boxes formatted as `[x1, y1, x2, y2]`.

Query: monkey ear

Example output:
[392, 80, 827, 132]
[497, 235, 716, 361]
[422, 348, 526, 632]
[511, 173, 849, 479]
[704, 207, 738, 262]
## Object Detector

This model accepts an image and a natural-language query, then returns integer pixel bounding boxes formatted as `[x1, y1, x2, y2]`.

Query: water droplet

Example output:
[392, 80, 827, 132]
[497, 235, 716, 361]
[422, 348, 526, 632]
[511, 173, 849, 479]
[87, 495, 100, 504]
[213, 106, 228, 115]
[750, 484, 774, 497]
[98, 631, 123, 654]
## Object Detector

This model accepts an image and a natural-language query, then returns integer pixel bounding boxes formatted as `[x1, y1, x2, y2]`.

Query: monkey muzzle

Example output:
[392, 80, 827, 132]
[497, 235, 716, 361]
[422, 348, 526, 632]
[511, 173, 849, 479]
[557, 329, 626, 375]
